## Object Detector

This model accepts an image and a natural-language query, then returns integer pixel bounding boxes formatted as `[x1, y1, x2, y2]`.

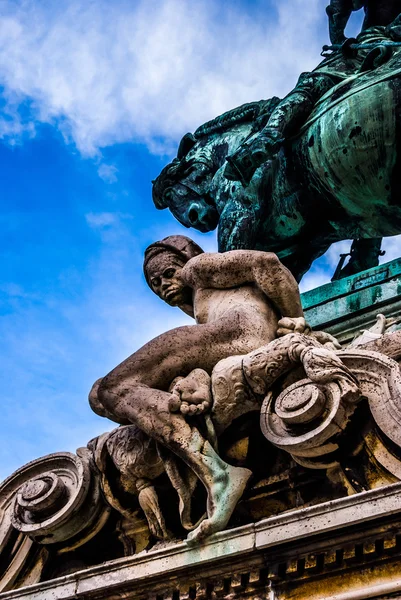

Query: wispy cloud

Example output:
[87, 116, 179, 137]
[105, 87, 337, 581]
[0, 0, 326, 155]
[85, 211, 119, 229]
[97, 163, 118, 183]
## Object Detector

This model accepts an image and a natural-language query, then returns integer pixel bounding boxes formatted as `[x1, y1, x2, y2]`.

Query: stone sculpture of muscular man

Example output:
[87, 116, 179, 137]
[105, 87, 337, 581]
[94, 235, 306, 543]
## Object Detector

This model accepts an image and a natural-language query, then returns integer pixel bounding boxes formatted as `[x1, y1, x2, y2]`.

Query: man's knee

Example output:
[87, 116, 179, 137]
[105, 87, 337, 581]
[89, 375, 131, 425]
[97, 374, 120, 412]
[88, 378, 107, 417]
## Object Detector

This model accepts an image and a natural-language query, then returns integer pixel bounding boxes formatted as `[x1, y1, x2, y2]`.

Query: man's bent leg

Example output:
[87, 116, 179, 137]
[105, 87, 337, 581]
[98, 380, 251, 543]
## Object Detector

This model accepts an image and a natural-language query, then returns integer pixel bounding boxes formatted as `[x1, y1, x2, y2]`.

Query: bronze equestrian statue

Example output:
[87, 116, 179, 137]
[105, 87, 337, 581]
[153, 10, 401, 281]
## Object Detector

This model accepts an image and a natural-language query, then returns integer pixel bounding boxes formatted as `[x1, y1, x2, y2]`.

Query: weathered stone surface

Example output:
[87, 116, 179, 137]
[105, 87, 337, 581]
[90, 236, 306, 544]
[4, 238, 401, 592]
[2, 483, 401, 599]
[0, 451, 110, 593]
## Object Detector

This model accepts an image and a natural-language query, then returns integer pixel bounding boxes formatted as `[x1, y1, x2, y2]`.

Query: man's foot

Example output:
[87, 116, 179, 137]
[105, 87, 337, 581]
[169, 369, 212, 416]
[138, 485, 169, 540]
[186, 465, 252, 545]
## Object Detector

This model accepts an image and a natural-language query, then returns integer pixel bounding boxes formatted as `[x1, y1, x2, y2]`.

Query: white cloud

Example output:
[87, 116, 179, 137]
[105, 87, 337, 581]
[97, 163, 118, 183]
[0, 0, 326, 155]
[85, 212, 119, 228]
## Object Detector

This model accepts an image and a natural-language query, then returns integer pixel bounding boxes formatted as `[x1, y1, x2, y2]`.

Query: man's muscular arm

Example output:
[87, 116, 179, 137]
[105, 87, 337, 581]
[181, 250, 304, 320]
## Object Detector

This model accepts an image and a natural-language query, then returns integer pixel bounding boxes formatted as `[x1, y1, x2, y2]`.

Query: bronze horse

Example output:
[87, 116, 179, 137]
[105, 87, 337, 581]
[152, 43, 401, 281]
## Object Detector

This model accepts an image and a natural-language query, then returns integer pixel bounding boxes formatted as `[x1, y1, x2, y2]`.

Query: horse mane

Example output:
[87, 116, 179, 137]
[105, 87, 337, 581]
[152, 96, 281, 209]
[194, 97, 280, 138]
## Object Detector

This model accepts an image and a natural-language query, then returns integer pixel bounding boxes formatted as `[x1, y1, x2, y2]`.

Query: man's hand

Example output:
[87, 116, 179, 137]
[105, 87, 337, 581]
[277, 317, 311, 337]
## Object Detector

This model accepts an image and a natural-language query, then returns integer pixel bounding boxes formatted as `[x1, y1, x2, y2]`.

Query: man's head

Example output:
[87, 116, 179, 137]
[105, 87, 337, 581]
[144, 235, 204, 313]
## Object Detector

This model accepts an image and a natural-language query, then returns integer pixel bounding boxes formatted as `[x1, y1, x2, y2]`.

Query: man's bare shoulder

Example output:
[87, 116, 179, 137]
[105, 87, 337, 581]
[181, 250, 280, 291]
[181, 253, 219, 288]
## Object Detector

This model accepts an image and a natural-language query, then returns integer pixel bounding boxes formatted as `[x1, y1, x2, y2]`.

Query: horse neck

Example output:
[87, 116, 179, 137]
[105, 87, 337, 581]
[206, 123, 254, 169]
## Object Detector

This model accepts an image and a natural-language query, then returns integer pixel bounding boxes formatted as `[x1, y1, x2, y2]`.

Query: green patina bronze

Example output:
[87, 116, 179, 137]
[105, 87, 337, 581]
[153, 4, 401, 282]
[302, 257, 401, 346]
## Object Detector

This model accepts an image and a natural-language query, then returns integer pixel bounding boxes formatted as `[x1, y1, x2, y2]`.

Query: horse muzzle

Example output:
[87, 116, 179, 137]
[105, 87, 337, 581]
[186, 202, 219, 232]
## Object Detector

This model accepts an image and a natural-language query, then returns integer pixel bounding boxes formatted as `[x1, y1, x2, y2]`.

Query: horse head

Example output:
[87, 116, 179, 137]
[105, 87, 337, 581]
[152, 100, 278, 232]
[152, 133, 221, 232]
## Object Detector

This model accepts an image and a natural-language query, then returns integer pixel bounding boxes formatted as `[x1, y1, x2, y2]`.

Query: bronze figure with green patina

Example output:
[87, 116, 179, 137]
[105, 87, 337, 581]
[225, 5, 401, 184]
[153, 12, 401, 281]
[327, 0, 401, 45]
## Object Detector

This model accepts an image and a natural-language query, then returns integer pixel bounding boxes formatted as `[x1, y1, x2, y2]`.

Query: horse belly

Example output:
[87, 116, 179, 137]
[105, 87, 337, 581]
[305, 80, 401, 237]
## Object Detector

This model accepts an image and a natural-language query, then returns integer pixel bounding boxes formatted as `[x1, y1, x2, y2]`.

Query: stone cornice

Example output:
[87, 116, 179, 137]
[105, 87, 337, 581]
[3, 482, 401, 600]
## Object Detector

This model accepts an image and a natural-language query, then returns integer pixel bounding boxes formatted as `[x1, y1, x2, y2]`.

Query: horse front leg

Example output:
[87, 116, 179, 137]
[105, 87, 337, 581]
[217, 190, 264, 252]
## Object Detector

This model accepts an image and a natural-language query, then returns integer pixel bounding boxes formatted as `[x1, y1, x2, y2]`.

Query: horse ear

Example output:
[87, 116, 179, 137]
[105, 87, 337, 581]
[177, 133, 196, 160]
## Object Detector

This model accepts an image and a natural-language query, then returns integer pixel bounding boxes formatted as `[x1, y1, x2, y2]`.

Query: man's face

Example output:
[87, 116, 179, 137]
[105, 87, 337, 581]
[146, 252, 192, 307]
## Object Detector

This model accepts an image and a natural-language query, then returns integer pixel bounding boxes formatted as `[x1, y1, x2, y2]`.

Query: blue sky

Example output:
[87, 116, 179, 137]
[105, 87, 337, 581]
[1, 0, 400, 482]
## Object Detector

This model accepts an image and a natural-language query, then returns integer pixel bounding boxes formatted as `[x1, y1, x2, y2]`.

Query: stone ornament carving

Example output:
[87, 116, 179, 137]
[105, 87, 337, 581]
[239, 334, 360, 469]
[0, 450, 108, 591]
[262, 380, 356, 469]
[87, 328, 401, 546]
[260, 343, 401, 469]
[90, 426, 169, 540]
[339, 349, 401, 449]
[0, 450, 109, 549]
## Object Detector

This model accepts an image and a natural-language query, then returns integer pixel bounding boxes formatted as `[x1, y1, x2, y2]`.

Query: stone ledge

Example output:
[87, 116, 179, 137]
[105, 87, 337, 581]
[3, 483, 401, 599]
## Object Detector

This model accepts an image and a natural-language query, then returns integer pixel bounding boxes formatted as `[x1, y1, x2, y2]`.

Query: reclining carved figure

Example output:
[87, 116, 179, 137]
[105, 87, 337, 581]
[89, 235, 307, 543]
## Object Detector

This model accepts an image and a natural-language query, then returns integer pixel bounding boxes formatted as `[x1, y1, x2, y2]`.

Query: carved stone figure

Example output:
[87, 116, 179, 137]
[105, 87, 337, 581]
[3, 250, 401, 587]
[89, 235, 307, 543]
[152, 21, 401, 280]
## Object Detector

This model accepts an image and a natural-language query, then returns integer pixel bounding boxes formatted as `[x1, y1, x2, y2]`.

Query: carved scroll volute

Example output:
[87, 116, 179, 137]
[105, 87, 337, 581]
[0, 451, 109, 550]
[337, 349, 401, 449]
[260, 346, 401, 469]
[258, 342, 362, 468]
[260, 379, 356, 468]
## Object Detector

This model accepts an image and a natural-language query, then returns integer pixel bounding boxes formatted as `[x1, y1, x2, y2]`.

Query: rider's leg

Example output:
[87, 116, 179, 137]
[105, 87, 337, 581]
[326, 0, 353, 45]
[256, 72, 336, 156]
[225, 73, 337, 185]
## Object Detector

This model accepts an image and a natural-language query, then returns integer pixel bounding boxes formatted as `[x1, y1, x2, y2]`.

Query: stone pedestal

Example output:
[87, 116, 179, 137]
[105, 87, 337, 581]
[303, 258, 401, 343]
